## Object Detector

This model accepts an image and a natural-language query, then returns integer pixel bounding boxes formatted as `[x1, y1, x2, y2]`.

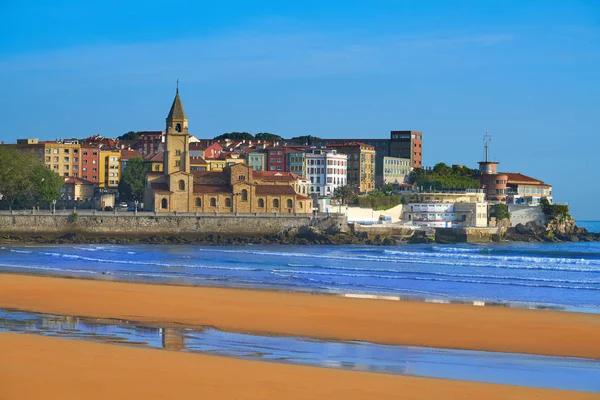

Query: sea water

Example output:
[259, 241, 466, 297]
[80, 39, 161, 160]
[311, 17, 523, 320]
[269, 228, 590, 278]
[1, 240, 599, 311]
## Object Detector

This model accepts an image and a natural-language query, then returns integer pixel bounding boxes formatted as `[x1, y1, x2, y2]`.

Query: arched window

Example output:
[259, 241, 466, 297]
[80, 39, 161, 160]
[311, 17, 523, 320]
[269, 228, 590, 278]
[178, 180, 185, 191]
[161, 198, 168, 209]
[258, 198, 264, 208]
[195, 198, 201, 207]
[273, 199, 279, 208]
[299, 202, 303, 209]
[286, 199, 293, 208]
[175, 123, 181, 132]
[241, 189, 248, 201]
[210, 198, 216, 207]
[225, 198, 232, 207]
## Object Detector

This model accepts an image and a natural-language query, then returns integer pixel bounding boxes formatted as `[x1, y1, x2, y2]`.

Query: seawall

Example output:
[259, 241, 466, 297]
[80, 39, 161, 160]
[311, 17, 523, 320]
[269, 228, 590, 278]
[0, 213, 347, 239]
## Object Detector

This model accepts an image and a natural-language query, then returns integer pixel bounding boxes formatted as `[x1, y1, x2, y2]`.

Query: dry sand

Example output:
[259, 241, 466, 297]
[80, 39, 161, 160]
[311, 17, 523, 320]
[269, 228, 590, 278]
[1, 273, 599, 358]
[1, 333, 597, 400]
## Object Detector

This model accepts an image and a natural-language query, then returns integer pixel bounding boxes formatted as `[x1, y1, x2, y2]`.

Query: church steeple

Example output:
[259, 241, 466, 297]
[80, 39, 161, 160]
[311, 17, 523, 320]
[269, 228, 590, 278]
[164, 84, 190, 175]
[166, 86, 188, 132]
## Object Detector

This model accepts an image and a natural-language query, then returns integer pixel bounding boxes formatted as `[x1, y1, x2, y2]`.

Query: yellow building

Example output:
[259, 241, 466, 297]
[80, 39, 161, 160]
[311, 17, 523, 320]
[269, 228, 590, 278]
[42, 141, 82, 178]
[144, 152, 164, 172]
[62, 177, 96, 200]
[144, 89, 312, 214]
[328, 142, 376, 193]
[99, 150, 120, 189]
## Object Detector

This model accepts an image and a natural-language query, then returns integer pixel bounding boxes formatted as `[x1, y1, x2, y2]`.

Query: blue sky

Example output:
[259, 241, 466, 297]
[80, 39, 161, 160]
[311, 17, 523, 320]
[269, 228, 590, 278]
[1, 1, 599, 219]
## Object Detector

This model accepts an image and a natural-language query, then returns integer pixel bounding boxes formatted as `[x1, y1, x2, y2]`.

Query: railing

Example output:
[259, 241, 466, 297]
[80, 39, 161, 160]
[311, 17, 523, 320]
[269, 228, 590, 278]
[0, 209, 341, 218]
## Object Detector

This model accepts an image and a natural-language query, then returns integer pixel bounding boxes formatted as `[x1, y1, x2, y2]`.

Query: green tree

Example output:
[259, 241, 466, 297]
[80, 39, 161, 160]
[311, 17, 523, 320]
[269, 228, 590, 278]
[118, 156, 146, 202]
[0, 146, 37, 210]
[289, 135, 321, 145]
[117, 131, 140, 141]
[490, 204, 510, 221]
[213, 132, 254, 141]
[31, 164, 64, 208]
[255, 132, 283, 141]
[332, 185, 356, 205]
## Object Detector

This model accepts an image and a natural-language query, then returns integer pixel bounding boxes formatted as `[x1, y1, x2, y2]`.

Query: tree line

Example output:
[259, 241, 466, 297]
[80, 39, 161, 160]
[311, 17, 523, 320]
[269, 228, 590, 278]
[0, 146, 64, 210]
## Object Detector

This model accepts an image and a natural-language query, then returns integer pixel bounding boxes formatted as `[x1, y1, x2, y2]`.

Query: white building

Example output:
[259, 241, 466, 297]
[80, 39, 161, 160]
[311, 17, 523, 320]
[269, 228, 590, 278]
[306, 148, 347, 197]
[401, 190, 488, 228]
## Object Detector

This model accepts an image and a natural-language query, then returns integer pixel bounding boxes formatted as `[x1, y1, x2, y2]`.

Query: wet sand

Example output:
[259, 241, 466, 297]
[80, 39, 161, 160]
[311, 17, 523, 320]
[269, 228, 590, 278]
[1, 333, 597, 400]
[1, 273, 599, 358]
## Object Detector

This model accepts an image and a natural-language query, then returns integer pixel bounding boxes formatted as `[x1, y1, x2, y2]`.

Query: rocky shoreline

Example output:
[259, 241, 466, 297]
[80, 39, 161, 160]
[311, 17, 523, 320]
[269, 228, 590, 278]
[0, 220, 597, 246]
[503, 221, 600, 243]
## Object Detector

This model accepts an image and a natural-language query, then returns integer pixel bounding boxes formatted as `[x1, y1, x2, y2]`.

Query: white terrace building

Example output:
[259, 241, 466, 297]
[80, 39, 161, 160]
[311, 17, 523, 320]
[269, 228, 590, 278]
[305, 148, 347, 197]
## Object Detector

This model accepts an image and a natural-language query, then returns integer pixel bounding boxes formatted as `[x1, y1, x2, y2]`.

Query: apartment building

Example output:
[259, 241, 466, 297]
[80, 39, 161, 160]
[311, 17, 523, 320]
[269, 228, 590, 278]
[375, 155, 412, 187]
[305, 148, 347, 197]
[390, 131, 423, 168]
[99, 149, 120, 189]
[327, 142, 375, 193]
[80, 145, 101, 183]
[41, 140, 81, 178]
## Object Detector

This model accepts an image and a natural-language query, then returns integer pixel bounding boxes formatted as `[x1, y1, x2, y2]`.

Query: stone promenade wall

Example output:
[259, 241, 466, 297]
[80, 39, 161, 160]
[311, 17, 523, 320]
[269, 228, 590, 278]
[0, 214, 343, 238]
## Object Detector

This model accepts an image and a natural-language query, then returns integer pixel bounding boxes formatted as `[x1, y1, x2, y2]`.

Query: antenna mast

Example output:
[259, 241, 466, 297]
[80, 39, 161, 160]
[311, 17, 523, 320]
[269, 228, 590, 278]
[483, 130, 492, 162]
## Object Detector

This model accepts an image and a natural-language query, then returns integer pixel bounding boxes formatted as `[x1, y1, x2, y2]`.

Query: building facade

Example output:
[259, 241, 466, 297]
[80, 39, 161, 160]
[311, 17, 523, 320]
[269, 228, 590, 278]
[81, 145, 101, 183]
[99, 150, 120, 189]
[245, 151, 267, 171]
[390, 131, 422, 169]
[305, 148, 347, 197]
[375, 155, 412, 187]
[327, 142, 375, 193]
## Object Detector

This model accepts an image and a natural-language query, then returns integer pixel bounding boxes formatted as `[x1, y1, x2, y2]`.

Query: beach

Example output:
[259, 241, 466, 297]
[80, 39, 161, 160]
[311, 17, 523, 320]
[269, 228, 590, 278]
[1, 332, 598, 400]
[1, 273, 599, 358]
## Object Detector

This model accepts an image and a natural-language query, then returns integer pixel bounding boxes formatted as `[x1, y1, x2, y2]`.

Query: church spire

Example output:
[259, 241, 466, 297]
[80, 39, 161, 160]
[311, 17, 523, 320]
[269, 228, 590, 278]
[167, 86, 187, 121]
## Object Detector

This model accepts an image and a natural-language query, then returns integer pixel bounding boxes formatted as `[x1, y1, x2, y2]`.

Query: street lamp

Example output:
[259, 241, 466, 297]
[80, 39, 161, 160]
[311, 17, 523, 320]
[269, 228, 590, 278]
[134, 200, 139, 214]
[52, 199, 57, 214]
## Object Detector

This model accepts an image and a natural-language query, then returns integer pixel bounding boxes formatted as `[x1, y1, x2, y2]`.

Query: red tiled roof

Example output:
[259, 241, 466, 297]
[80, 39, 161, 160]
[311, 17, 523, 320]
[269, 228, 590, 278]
[147, 171, 162, 176]
[502, 172, 549, 186]
[151, 183, 172, 193]
[193, 185, 232, 194]
[296, 194, 311, 200]
[255, 185, 297, 195]
[190, 156, 207, 165]
[120, 149, 141, 159]
[144, 152, 164, 162]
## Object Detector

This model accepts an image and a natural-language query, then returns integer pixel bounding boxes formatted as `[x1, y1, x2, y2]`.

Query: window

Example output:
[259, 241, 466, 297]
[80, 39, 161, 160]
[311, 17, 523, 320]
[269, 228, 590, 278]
[241, 189, 248, 201]
[64, 157, 69, 162]
[258, 198, 264, 208]
[175, 161, 181, 167]
[210, 198, 216, 207]
[238, 175, 245, 181]
[175, 150, 181, 156]
[64, 149, 69, 154]
[178, 180, 185, 191]
[175, 123, 181, 132]
[92, 168, 97, 172]
[92, 160, 97, 164]
[53, 149, 59, 154]
[195, 198, 201, 207]
[161, 198, 168, 209]
[273, 199, 279, 208]
[286, 199, 293, 208]
[154, 164, 160, 171]
[299, 202, 303, 209]
[225, 198, 232, 207]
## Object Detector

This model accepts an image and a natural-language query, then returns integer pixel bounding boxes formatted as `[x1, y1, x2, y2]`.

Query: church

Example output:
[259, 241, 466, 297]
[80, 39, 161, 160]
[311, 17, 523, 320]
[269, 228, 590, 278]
[143, 89, 312, 214]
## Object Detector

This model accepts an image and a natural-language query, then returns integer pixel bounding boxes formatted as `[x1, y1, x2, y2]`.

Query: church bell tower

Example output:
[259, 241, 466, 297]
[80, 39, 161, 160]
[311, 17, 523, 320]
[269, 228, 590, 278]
[164, 83, 190, 175]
